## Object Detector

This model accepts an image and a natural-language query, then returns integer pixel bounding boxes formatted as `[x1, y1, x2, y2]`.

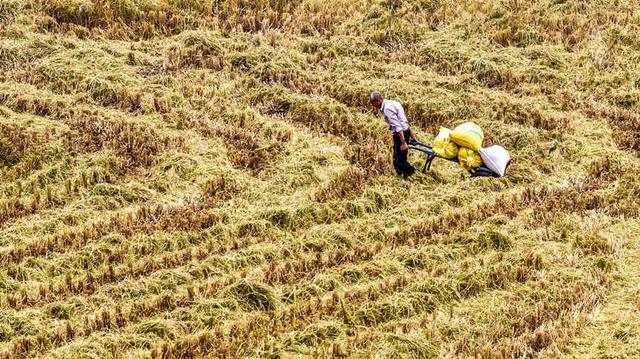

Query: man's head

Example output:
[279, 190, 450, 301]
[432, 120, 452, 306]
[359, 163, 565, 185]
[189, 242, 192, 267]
[370, 92, 384, 109]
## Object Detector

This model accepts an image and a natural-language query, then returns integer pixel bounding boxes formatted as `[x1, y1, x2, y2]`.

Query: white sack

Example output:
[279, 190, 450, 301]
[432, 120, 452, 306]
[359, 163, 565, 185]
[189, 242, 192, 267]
[479, 145, 510, 177]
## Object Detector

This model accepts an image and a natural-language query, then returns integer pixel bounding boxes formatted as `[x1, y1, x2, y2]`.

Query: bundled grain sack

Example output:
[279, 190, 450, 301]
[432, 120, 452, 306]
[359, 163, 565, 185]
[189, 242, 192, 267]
[479, 145, 511, 177]
[450, 122, 484, 151]
[458, 147, 483, 171]
[432, 127, 459, 159]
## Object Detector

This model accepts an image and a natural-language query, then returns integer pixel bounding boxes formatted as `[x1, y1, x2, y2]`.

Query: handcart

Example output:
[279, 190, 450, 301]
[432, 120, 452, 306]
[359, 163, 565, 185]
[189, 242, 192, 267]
[408, 141, 508, 178]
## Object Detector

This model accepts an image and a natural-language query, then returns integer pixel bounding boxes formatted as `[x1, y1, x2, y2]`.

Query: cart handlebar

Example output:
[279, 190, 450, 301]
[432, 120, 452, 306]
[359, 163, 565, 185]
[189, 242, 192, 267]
[409, 140, 432, 149]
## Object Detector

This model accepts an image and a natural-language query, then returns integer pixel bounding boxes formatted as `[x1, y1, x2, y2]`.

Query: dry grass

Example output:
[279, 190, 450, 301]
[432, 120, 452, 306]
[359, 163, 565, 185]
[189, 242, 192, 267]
[0, 0, 638, 358]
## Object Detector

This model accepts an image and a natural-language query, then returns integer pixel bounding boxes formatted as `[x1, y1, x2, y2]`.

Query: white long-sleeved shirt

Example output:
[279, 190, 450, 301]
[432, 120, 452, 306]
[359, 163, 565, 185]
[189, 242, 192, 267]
[380, 99, 409, 133]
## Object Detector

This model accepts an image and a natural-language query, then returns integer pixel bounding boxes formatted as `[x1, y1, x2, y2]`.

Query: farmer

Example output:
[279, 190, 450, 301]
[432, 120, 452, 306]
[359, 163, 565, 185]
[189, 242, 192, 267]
[370, 92, 416, 178]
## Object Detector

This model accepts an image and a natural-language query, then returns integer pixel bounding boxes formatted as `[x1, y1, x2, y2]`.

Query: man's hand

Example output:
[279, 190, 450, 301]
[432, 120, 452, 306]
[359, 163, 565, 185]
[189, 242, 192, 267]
[400, 141, 409, 151]
[409, 128, 417, 143]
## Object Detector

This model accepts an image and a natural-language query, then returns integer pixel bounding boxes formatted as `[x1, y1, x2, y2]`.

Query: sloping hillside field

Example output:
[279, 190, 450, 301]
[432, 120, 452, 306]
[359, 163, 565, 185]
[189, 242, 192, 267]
[0, 1, 639, 357]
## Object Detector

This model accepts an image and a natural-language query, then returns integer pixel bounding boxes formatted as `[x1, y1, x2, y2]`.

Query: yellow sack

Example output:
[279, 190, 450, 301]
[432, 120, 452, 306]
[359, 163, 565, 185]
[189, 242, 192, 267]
[432, 127, 459, 159]
[450, 122, 484, 151]
[458, 147, 483, 171]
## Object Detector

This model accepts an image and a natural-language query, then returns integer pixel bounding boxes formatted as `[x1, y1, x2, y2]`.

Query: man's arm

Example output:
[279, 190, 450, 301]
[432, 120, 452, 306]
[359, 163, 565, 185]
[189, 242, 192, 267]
[397, 103, 415, 143]
[398, 130, 409, 151]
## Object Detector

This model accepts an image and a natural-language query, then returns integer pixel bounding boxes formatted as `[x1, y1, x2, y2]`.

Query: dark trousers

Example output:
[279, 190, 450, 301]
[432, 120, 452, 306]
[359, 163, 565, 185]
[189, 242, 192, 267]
[392, 129, 416, 178]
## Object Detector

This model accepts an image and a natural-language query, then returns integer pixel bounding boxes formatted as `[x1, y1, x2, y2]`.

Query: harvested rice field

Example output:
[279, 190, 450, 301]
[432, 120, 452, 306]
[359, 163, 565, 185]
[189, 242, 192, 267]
[0, 0, 639, 357]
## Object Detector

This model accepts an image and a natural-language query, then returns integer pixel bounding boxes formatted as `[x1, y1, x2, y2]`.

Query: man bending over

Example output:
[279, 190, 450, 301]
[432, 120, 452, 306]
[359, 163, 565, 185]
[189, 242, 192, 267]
[370, 92, 416, 179]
